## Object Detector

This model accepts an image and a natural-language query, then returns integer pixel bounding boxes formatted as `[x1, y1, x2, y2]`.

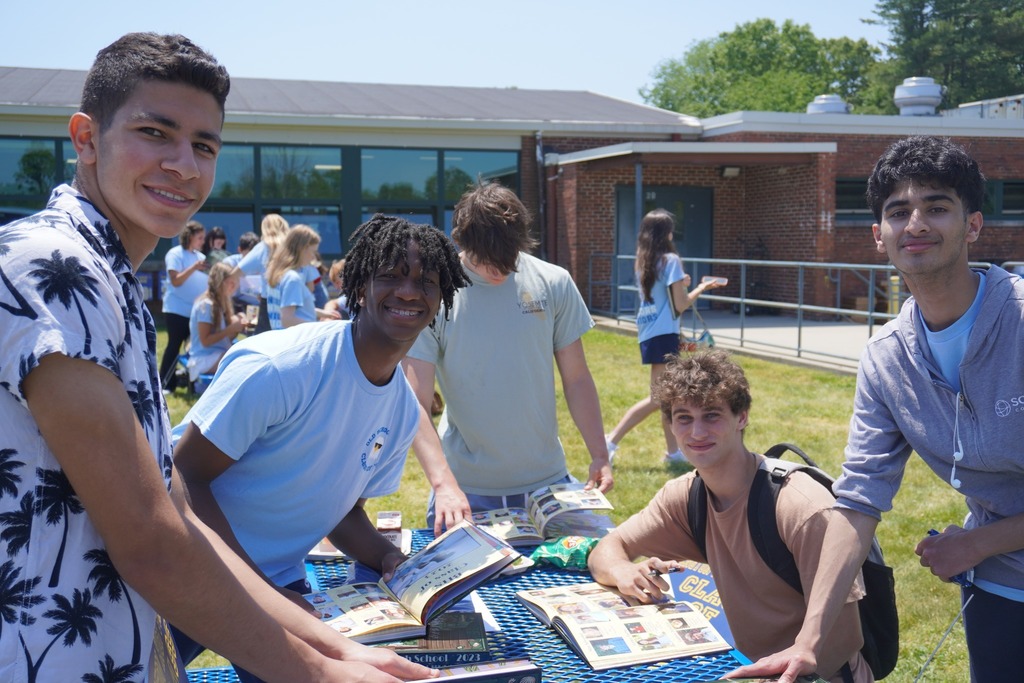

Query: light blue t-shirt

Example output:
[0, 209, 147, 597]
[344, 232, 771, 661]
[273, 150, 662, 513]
[267, 268, 315, 329]
[236, 240, 272, 298]
[163, 244, 208, 317]
[171, 321, 418, 586]
[634, 253, 686, 343]
[923, 271, 987, 392]
[187, 298, 233, 381]
[235, 240, 269, 276]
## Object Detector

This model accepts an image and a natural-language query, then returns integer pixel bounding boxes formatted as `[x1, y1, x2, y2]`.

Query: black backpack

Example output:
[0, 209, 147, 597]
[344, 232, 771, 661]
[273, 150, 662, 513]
[685, 443, 899, 681]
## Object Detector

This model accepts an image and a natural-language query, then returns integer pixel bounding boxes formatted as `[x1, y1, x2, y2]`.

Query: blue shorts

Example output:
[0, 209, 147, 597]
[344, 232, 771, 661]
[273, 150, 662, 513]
[639, 333, 680, 365]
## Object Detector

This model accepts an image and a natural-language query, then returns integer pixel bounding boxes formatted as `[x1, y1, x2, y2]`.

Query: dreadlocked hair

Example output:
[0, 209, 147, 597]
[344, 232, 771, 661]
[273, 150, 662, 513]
[342, 214, 469, 322]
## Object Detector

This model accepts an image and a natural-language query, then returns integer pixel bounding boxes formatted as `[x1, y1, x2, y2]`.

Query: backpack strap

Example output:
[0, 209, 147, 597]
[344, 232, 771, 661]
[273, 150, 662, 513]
[747, 463, 803, 594]
[686, 450, 832, 595]
[686, 474, 709, 560]
[763, 442, 820, 469]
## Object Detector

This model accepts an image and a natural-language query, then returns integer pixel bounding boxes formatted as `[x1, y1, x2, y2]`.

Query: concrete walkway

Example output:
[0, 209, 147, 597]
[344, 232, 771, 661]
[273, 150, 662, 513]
[594, 309, 891, 374]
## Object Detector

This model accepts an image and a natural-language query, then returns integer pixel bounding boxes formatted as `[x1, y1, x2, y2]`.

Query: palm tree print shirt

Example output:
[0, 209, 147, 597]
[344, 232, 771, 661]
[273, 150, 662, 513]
[0, 185, 171, 682]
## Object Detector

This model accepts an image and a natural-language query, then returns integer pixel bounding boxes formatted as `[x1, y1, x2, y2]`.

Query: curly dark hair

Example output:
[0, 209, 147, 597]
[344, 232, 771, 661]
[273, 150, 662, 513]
[81, 32, 230, 130]
[866, 136, 986, 222]
[654, 350, 751, 419]
[342, 214, 469, 322]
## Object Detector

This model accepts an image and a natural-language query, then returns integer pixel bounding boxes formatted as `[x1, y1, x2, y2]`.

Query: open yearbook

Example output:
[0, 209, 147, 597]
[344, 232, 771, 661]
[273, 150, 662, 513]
[515, 580, 730, 670]
[469, 482, 615, 546]
[304, 521, 518, 644]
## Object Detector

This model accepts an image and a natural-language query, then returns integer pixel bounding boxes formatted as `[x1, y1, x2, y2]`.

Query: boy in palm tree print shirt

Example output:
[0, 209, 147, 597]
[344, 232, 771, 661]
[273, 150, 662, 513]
[0, 186, 169, 679]
[0, 34, 439, 683]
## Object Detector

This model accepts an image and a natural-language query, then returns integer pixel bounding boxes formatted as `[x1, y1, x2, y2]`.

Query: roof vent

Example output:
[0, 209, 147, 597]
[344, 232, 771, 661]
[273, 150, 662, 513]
[894, 77, 943, 116]
[806, 94, 849, 114]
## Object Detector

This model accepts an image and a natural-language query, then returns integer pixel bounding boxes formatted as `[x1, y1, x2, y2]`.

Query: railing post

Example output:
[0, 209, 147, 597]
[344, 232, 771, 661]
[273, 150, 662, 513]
[796, 266, 805, 357]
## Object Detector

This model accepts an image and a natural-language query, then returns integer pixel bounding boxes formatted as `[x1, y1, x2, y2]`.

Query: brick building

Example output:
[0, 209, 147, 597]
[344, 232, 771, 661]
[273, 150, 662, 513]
[543, 113, 1024, 313]
[2, 67, 1022, 312]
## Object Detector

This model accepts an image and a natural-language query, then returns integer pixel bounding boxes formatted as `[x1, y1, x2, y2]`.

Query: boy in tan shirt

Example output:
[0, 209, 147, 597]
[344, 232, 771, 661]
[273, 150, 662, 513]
[588, 350, 871, 683]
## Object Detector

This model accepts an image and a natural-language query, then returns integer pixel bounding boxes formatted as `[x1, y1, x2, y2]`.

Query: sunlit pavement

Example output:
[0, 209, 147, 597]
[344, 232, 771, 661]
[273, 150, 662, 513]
[594, 308, 888, 375]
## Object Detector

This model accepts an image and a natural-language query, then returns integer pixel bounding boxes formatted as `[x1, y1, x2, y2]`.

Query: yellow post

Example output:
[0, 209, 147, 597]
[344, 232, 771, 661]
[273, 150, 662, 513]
[888, 275, 901, 314]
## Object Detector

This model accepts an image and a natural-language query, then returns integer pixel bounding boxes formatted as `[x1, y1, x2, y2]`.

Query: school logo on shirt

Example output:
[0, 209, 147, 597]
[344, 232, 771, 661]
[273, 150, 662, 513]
[361, 427, 390, 470]
[519, 292, 547, 316]
[995, 393, 1024, 417]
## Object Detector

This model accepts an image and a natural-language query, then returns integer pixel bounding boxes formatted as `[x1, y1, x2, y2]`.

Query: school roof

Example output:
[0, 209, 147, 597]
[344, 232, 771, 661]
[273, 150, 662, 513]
[0, 66, 703, 137]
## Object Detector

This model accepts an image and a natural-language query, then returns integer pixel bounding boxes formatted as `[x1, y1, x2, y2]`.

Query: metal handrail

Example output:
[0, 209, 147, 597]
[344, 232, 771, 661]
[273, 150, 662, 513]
[586, 253, 994, 368]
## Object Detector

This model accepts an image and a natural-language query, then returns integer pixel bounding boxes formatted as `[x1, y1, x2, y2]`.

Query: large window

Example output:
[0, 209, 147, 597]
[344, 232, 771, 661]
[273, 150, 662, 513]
[443, 150, 518, 200]
[362, 149, 437, 201]
[279, 206, 342, 254]
[0, 139, 59, 197]
[211, 145, 255, 199]
[262, 146, 342, 200]
[835, 178, 871, 216]
[988, 180, 1024, 216]
[0, 136, 519, 257]
[838, 177, 1024, 220]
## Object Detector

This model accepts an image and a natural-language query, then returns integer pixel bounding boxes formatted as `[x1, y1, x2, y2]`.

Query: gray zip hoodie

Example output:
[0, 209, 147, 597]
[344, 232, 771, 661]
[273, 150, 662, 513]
[835, 264, 1024, 589]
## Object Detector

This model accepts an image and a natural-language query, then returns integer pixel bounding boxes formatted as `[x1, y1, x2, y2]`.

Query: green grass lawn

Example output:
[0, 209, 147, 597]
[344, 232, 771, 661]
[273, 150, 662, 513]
[160, 327, 969, 679]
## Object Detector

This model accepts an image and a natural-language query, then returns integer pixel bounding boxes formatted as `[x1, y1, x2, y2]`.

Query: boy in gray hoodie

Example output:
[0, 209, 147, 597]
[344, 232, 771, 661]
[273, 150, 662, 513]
[733, 136, 1024, 683]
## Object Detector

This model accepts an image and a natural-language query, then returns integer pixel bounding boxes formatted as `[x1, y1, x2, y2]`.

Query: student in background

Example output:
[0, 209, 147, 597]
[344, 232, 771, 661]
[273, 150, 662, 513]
[604, 208, 723, 464]
[307, 255, 331, 310]
[232, 213, 289, 333]
[405, 182, 613, 534]
[202, 224, 230, 266]
[160, 219, 208, 391]
[187, 262, 247, 386]
[265, 225, 338, 328]
[324, 257, 351, 320]
[224, 230, 261, 312]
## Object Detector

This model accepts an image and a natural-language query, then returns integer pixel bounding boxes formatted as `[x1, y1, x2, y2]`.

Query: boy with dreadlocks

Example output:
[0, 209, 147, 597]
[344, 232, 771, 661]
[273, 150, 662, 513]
[170, 214, 468, 682]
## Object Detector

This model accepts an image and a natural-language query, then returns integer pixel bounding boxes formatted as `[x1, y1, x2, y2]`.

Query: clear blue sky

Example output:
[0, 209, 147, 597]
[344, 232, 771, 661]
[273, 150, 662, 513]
[1, 0, 890, 105]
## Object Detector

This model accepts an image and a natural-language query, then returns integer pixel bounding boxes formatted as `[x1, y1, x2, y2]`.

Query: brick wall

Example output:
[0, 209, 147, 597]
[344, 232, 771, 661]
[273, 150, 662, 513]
[521, 131, 1024, 311]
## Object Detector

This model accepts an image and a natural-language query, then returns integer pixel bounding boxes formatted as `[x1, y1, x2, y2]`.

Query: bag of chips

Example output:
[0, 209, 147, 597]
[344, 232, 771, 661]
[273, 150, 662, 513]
[528, 536, 599, 571]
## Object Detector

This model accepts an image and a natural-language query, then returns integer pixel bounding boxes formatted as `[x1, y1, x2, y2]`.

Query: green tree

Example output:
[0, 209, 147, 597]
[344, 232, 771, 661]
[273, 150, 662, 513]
[863, 0, 1024, 111]
[14, 148, 56, 195]
[641, 19, 878, 117]
[426, 167, 475, 202]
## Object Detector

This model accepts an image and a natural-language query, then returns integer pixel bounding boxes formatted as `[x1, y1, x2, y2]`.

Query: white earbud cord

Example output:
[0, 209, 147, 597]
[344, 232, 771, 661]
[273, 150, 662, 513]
[950, 393, 963, 489]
